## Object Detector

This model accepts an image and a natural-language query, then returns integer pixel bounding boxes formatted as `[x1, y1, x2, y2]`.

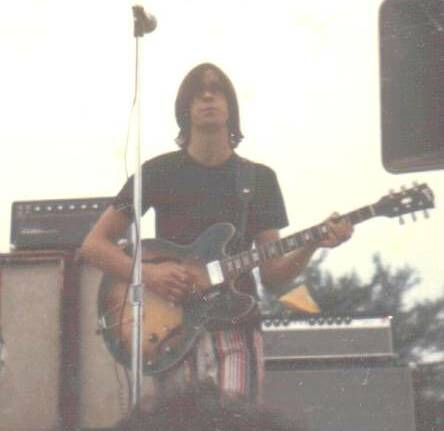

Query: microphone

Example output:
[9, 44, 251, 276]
[132, 5, 157, 36]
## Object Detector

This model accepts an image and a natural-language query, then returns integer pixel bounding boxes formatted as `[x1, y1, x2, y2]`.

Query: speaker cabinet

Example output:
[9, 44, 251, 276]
[264, 364, 416, 431]
[77, 264, 154, 430]
[379, 0, 444, 173]
[0, 253, 154, 431]
[0, 253, 71, 431]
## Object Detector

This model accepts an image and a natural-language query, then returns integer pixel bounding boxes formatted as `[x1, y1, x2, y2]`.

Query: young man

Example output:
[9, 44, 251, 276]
[81, 63, 353, 402]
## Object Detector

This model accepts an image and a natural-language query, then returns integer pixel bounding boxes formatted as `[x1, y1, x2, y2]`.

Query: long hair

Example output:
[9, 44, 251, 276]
[175, 63, 244, 148]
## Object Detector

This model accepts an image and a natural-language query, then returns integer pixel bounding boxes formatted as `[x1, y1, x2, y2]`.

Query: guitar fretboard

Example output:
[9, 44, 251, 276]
[221, 204, 376, 279]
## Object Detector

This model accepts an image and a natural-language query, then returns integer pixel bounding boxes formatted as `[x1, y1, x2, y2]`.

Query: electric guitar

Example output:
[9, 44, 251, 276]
[97, 183, 434, 375]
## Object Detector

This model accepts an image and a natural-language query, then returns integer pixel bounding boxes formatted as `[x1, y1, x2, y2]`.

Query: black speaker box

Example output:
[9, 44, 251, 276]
[264, 363, 416, 431]
[380, 0, 444, 173]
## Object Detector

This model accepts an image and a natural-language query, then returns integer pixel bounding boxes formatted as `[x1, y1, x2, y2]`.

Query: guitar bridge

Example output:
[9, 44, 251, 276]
[202, 288, 221, 303]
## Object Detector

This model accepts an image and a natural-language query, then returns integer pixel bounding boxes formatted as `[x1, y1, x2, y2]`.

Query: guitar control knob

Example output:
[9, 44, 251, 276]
[317, 317, 325, 325]
[326, 317, 334, 325]
[148, 333, 159, 344]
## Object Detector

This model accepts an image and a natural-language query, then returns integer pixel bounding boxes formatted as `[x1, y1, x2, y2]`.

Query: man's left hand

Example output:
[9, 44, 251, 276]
[319, 212, 353, 248]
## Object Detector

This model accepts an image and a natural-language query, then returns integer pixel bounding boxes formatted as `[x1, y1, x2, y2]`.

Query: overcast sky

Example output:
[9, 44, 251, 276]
[1, 0, 443, 302]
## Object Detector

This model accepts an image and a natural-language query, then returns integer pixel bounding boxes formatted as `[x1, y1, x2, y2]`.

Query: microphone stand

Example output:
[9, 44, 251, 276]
[130, 5, 156, 410]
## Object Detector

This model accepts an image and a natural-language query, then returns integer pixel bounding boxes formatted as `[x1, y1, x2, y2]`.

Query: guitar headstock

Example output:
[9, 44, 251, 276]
[374, 183, 435, 222]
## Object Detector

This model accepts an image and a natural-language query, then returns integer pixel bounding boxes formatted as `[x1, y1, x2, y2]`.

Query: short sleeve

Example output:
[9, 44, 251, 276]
[250, 165, 289, 235]
[112, 161, 154, 219]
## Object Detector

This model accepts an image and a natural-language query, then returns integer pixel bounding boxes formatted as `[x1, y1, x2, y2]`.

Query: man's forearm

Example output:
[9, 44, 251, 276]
[80, 235, 134, 282]
[259, 244, 318, 289]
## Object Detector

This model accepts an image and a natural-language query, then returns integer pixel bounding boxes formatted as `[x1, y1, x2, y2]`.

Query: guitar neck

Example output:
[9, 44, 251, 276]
[221, 204, 376, 279]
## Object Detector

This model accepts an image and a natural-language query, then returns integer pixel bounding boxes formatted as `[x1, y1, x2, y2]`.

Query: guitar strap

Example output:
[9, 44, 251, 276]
[234, 156, 256, 252]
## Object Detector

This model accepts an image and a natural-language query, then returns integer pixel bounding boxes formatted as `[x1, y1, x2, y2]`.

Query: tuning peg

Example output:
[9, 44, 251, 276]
[401, 185, 407, 194]
[423, 209, 430, 218]
[411, 212, 417, 222]
[413, 181, 419, 188]
[399, 215, 405, 225]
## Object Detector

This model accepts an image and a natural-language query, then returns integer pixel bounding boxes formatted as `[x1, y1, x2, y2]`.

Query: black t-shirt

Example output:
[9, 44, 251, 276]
[113, 150, 288, 295]
[113, 150, 288, 252]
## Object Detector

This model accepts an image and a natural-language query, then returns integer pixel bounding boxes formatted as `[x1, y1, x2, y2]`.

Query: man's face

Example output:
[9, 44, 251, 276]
[189, 69, 229, 131]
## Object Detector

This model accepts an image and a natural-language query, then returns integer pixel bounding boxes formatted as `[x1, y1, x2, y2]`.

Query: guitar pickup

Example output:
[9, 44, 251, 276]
[206, 261, 225, 285]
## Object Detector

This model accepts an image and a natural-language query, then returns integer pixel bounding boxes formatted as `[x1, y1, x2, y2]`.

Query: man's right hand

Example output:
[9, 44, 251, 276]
[143, 262, 192, 303]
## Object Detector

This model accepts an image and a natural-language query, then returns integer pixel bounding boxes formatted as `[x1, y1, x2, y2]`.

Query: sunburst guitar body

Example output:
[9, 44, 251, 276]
[98, 223, 255, 375]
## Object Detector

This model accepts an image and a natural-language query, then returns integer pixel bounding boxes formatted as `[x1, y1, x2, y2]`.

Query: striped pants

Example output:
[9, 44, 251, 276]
[153, 326, 264, 403]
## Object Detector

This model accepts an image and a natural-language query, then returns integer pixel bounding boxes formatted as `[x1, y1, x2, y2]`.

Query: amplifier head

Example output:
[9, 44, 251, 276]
[10, 197, 127, 250]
